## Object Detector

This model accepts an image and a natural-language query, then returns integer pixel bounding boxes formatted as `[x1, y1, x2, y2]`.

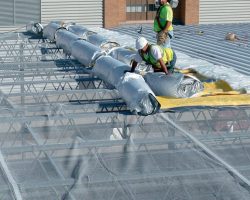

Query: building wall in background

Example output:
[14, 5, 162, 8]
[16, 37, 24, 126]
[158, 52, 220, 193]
[0, 0, 41, 32]
[104, 0, 126, 28]
[41, 0, 103, 27]
[1, 0, 250, 32]
[199, 0, 250, 24]
[103, 0, 200, 28]
[126, 0, 156, 21]
[180, 0, 199, 25]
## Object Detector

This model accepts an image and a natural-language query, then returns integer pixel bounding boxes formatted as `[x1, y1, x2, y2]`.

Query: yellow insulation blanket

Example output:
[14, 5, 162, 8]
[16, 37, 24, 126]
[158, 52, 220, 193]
[157, 79, 250, 109]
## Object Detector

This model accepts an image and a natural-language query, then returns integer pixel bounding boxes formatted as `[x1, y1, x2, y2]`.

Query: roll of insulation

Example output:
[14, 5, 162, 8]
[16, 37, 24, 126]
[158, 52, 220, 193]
[26, 22, 43, 35]
[71, 40, 104, 68]
[118, 73, 160, 115]
[108, 47, 136, 66]
[144, 72, 204, 97]
[68, 25, 91, 39]
[93, 56, 160, 115]
[55, 29, 80, 55]
[43, 22, 65, 42]
[87, 34, 120, 51]
[93, 56, 131, 86]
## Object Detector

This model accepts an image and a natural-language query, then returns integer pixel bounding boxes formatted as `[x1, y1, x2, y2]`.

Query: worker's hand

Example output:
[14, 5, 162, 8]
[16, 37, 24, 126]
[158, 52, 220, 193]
[157, 31, 167, 45]
[160, 30, 168, 36]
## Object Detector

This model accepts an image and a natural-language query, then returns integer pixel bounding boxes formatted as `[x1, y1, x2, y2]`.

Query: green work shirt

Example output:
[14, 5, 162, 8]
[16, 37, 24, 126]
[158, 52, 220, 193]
[153, 3, 173, 32]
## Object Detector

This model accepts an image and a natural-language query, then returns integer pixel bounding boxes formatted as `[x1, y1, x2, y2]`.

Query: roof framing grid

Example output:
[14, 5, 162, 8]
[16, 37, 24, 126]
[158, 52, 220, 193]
[0, 30, 250, 199]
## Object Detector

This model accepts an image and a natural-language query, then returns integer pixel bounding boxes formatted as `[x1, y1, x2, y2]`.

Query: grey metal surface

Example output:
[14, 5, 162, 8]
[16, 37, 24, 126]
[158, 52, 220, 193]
[199, 0, 250, 24]
[40, 0, 103, 27]
[0, 0, 40, 26]
[110, 23, 250, 76]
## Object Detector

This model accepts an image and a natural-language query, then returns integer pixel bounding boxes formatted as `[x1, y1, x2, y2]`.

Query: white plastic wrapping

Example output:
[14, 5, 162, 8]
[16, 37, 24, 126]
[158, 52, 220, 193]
[176, 56, 250, 93]
[117, 73, 160, 115]
[43, 22, 64, 42]
[176, 57, 214, 70]
[67, 25, 90, 39]
[71, 40, 104, 68]
[93, 56, 130, 86]
[108, 47, 136, 66]
[55, 29, 80, 55]
[87, 34, 120, 51]
[195, 65, 250, 93]
[144, 72, 204, 97]
[92, 56, 160, 115]
[26, 21, 43, 35]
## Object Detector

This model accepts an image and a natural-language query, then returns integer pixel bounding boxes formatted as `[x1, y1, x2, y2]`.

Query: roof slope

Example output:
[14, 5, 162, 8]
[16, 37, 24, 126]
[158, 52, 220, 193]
[111, 23, 250, 76]
[0, 26, 250, 199]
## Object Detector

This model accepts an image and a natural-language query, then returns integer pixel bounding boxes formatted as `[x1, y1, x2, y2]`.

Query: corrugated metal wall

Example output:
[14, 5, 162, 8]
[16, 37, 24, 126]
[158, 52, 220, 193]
[200, 0, 250, 24]
[0, 0, 40, 33]
[41, 0, 103, 27]
[0, 1, 14, 26]
[15, 0, 41, 24]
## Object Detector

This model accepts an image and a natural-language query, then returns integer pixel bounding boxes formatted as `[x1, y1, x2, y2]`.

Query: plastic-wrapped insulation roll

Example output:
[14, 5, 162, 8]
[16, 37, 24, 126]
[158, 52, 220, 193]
[55, 29, 80, 55]
[43, 22, 65, 42]
[26, 22, 43, 35]
[93, 56, 131, 86]
[108, 47, 136, 66]
[92, 56, 160, 115]
[71, 40, 104, 68]
[118, 73, 160, 115]
[87, 34, 120, 51]
[67, 25, 92, 39]
[144, 72, 204, 97]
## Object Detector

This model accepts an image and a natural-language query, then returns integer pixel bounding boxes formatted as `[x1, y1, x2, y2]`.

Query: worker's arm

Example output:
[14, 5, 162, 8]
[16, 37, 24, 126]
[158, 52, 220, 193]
[124, 60, 138, 73]
[159, 58, 169, 75]
[130, 60, 138, 72]
[162, 21, 172, 35]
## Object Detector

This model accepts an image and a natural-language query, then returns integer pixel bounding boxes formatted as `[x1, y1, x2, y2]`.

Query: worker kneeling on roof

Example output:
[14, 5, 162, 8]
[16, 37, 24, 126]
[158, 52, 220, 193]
[128, 37, 176, 75]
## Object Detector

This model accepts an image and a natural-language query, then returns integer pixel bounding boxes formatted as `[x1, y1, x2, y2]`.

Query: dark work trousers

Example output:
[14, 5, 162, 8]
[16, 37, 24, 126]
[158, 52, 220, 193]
[167, 50, 176, 73]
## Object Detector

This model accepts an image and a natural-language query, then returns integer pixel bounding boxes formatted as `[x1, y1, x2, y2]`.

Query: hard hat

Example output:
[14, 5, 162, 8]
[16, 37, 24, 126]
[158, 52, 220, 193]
[169, 0, 179, 8]
[136, 37, 148, 50]
[155, 0, 160, 8]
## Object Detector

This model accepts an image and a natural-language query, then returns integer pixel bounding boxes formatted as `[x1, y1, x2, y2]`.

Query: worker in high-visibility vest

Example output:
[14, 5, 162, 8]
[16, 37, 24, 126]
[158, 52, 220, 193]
[154, 0, 174, 48]
[128, 37, 176, 75]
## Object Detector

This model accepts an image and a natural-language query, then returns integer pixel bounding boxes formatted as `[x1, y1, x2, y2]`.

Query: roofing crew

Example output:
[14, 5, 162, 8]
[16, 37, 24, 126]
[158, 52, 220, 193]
[128, 37, 176, 75]
[154, 0, 174, 48]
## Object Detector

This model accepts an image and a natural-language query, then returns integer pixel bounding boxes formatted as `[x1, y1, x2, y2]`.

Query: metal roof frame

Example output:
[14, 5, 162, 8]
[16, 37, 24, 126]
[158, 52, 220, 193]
[0, 28, 250, 199]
